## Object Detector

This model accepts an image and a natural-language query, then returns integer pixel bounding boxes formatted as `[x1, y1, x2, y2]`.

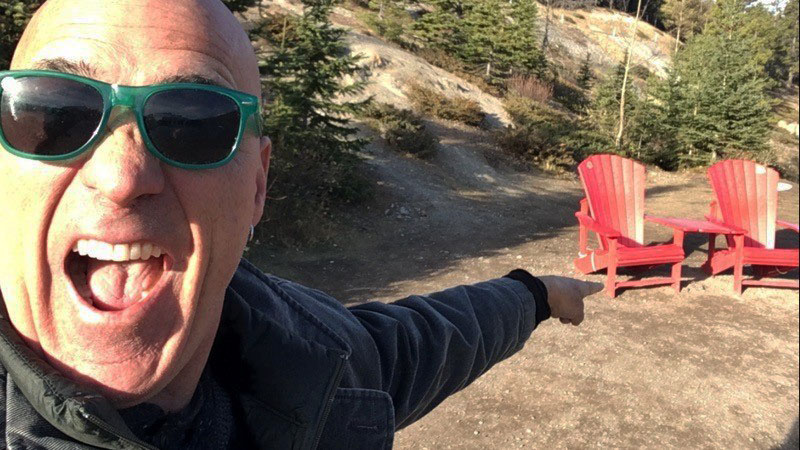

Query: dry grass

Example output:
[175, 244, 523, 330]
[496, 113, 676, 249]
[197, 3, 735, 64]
[507, 75, 554, 104]
[407, 83, 486, 126]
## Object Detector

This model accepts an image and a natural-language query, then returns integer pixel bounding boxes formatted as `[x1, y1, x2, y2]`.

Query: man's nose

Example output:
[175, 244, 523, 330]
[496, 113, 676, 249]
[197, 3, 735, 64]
[79, 109, 165, 207]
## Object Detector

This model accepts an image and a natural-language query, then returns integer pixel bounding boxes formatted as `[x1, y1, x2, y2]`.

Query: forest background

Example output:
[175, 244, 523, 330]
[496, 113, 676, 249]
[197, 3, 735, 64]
[2, 0, 798, 245]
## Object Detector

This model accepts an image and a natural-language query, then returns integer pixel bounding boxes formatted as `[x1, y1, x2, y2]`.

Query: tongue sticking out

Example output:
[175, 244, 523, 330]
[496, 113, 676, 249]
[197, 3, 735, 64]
[86, 258, 163, 310]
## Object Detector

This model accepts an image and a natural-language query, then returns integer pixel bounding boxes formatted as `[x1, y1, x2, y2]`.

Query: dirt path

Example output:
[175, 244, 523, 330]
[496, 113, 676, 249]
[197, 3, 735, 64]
[250, 122, 799, 448]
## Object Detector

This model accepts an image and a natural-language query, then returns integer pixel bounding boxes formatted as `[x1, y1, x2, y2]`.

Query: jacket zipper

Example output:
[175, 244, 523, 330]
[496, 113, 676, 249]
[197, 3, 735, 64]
[310, 352, 348, 450]
[81, 411, 159, 450]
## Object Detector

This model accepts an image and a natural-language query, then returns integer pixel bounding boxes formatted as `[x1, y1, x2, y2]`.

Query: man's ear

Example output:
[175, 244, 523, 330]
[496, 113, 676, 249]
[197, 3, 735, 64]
[252, 136, 272, 226]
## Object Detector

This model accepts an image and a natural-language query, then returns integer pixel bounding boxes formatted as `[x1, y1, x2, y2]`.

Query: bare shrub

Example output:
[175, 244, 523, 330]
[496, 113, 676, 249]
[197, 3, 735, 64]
[407, 83, 485, 126]
[361, 103, 438, 158]
[507, 75, 553, 104]
[496, 96, 578, 172]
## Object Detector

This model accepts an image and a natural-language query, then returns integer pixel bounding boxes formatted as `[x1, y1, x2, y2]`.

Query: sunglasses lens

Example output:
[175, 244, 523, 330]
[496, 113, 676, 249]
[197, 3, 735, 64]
[144, 89, 241, 166]
[1, 76, 104, 156]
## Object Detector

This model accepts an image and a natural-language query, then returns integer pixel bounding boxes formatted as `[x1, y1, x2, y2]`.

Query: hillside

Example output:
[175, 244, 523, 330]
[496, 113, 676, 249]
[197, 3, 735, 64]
[253, 1, 677, 125]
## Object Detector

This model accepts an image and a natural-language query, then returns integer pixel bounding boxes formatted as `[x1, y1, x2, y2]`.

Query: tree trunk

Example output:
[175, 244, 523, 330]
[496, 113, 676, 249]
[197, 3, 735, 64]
[673, 0, 684, 53]
[787, 34, 798, 88]
[542, 0, 552, 51]
[615, 0, 644, 150]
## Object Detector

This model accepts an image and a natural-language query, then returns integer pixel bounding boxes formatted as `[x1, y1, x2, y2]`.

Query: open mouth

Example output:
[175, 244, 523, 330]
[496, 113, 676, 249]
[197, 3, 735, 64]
[66, 240, 167, 311]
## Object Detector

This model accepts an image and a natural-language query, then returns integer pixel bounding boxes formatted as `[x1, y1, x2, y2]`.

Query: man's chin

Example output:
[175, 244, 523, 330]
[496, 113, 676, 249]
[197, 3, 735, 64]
[47, 348, 177, 408]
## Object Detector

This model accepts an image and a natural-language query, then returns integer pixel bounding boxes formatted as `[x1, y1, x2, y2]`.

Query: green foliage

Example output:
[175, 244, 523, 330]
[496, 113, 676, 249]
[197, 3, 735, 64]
[362, 0, 412, 46]
[411, 0, 546, 86]
[497, 96, 577, 172]
[553, 79, 589, 113]
[1, 1, 41, 69]
[576, 53, 594, 90]
[659, 0, 710, 45]
[646, 0, 775, 168]
[774, 0, 798, 86]
[407, 83, 485, 126]
[588, 64, 640, 143]
[252, 1, 371, 245]
[361, 102, 438, 157]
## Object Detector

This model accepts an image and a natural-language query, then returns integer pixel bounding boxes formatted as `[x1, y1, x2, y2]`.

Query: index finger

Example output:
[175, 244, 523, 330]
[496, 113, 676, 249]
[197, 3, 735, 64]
[579, 281, 604, 297]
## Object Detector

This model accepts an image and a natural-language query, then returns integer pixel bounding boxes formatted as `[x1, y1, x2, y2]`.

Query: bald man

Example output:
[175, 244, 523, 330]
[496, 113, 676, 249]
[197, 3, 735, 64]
[0, 0, 601, 448]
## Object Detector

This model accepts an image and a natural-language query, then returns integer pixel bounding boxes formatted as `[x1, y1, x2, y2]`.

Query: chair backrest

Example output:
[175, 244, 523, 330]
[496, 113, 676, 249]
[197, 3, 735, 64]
[577, 154, 646, 248]
[707, 159, 779, 249]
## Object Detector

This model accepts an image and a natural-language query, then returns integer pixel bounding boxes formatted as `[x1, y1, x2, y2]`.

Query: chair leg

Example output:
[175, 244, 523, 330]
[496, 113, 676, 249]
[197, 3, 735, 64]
[733, 261, 744, 295]
[733, 235, 744, 295]
[702, 233, 717, 274]
[671, 262, 682, 293]
[606, 263, 617, 298]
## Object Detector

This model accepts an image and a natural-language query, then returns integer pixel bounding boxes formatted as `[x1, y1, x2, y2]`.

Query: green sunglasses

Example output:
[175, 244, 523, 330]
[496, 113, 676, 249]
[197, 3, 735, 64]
[0, 70, 262, 170]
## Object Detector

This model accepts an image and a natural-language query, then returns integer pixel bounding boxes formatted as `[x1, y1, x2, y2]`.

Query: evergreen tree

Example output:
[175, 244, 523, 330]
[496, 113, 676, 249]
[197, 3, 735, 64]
[659, 0, 710, 52]
[577, 52, 594, 90]
[589, 63, 640, 151]
[411, 0, 467, 56]
[1, 1, 41, 69]
[651, 0, 774, 166]
[775, 0, 798, 87]
[253, 0, 370, 214]
[412, 0, 545, 85]
[366, 0, 409, 45]
[461, 0, 511, 82]
[506, 0, 547, 78]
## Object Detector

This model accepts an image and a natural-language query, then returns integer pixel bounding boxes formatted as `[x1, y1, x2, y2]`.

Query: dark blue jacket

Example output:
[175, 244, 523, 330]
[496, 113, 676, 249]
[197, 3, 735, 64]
[0, 259, 539, 449]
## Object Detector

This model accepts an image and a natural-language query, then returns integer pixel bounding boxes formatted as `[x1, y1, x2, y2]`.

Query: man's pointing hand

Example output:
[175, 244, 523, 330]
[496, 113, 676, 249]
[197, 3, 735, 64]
[539, 276, 603, 326]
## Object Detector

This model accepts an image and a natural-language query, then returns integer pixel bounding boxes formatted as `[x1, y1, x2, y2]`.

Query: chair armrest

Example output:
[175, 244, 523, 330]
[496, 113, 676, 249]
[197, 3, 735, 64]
[777, 220, 799, 233]
[645, 215, 745, 234]
[575, 212, 620, 238]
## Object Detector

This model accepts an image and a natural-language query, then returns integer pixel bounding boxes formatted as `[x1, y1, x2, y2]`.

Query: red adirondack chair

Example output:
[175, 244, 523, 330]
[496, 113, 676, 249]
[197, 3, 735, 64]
[575, 154, 706, 298]
[703, 160, 799, 294]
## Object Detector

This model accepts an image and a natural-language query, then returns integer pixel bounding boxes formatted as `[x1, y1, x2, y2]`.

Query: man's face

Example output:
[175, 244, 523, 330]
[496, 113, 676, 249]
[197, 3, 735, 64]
[0, 0, 269, 409]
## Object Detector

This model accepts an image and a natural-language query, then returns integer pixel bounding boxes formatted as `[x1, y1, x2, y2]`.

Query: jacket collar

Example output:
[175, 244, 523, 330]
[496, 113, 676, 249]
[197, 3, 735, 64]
[0, 262, 351, 449]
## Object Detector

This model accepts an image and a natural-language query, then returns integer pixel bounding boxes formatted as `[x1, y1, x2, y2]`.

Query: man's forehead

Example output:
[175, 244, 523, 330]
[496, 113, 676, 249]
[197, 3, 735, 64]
[13, 0, 256, 92]
[31, 57, 233, 89]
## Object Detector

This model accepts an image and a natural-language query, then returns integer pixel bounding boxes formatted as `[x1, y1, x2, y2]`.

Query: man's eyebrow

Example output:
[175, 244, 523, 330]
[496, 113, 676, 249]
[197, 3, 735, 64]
[33, 58, 97, 77]
[31, 59, 226, 88]
[158, 74, 226, 87]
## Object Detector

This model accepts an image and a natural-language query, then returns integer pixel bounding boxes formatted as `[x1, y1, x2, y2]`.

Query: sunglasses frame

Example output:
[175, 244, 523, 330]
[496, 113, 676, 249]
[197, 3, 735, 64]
[0, 70, 262, 170]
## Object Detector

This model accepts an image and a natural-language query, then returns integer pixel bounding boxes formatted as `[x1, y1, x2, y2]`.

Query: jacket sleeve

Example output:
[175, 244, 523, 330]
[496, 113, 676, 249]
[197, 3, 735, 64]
[346, 277, 538, 429]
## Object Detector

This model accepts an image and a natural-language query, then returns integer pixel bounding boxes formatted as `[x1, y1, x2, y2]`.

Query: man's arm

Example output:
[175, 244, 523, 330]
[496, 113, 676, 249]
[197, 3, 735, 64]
[346, 272, 600, 429]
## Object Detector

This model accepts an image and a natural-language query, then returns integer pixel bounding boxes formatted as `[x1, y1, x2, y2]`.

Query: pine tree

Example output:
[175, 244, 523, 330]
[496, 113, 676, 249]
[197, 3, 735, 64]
[411, 0, 467, 56]
[650, 0, 774, 166]
[412, 0, 545, 85]
[589, 63, 640, 151]
[778, 0, 799, 86]
[576, 53, 594, 90]
[253, 0, 370, 212]
[461, 0, 510, 82]
[659, 0, 710, 52]
[1, 1, 42, 69]
[506, 0, 547, 78]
